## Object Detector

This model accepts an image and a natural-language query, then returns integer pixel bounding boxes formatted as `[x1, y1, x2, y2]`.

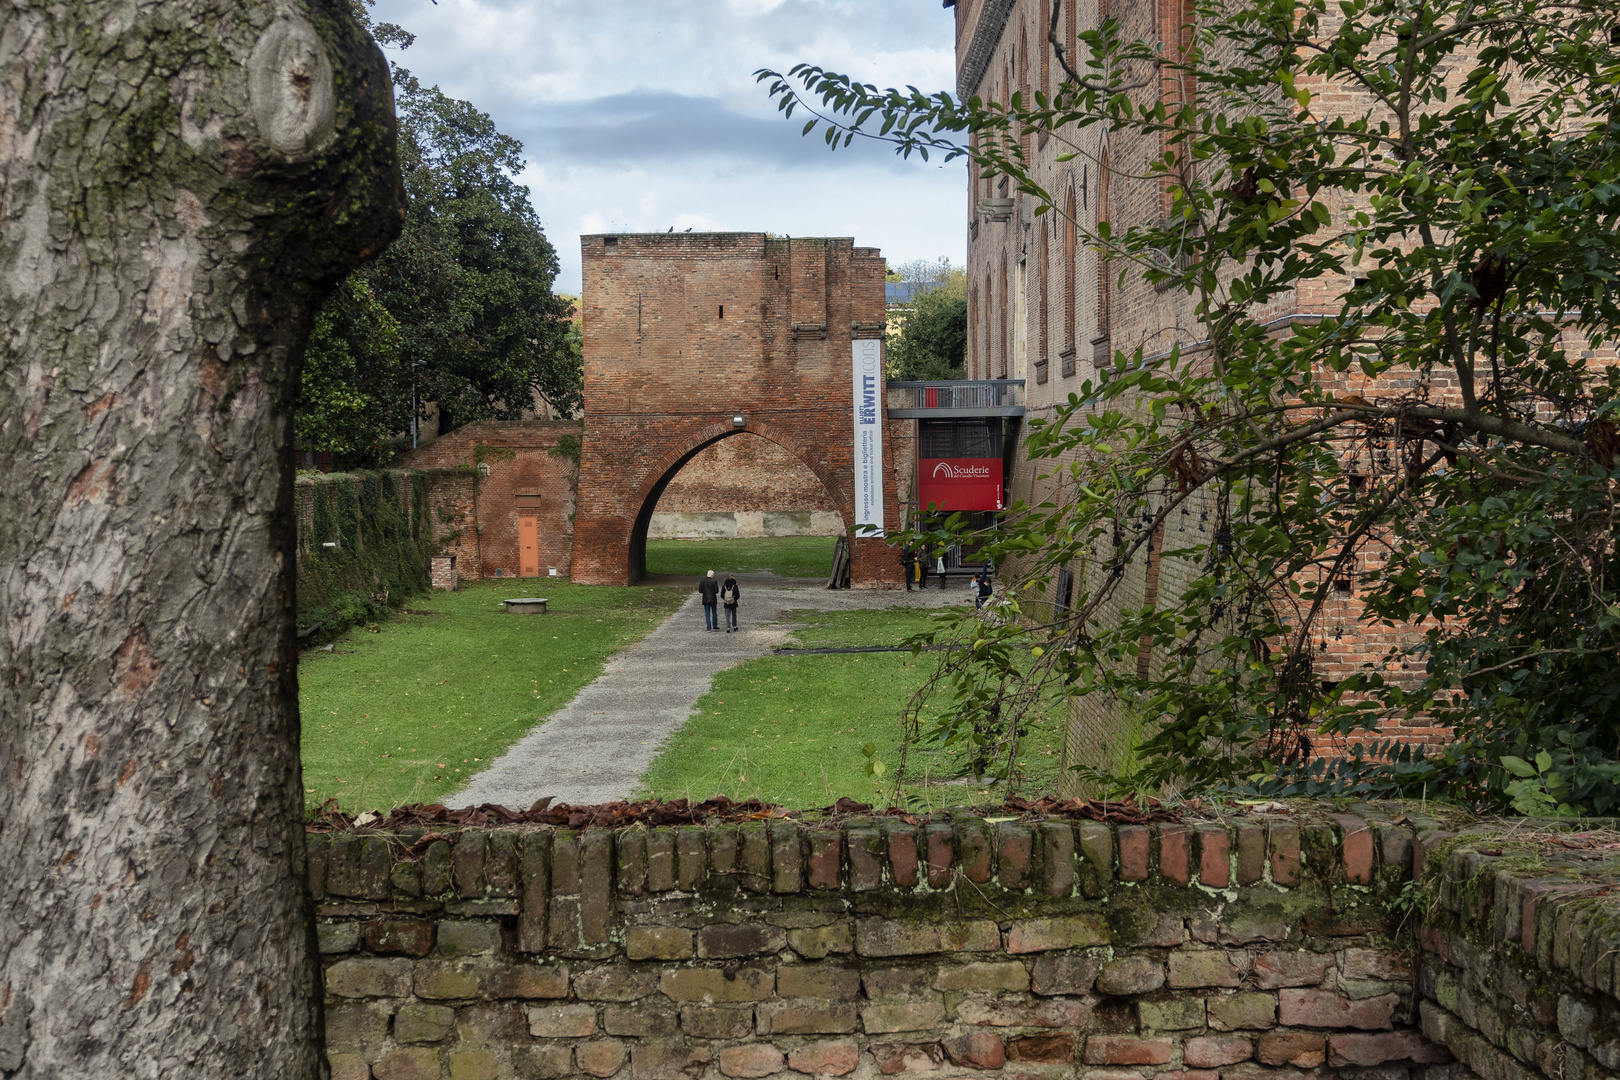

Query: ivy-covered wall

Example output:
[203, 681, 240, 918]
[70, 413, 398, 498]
[294, 470, 436, 642]
[301, 803, 1619, 1080]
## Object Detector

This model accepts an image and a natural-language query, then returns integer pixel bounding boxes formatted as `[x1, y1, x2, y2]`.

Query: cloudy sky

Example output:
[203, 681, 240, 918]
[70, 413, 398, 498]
[373, 0, 967, 294]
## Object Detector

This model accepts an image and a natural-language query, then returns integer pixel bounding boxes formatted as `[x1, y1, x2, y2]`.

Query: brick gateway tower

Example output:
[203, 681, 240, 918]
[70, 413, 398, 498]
[571, 233, 904, 587]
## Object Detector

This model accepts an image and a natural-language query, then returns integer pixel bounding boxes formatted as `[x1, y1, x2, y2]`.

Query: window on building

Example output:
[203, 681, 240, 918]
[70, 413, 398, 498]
[921, 419, 1004, 459]
[1158, 0, 1198, 217]
[1018, 26, 1031, 157]
[1038, 6, 1050, 149]
[991, 257, 1004, 380]
[969, 282, 979, 377]
[982, 275, 993, 379]
[1039, 218, 1051, 366]
[1063, 184, 1077, 350]
[1094, 149, 1112, 369]
[1067, 0, 1079, 73]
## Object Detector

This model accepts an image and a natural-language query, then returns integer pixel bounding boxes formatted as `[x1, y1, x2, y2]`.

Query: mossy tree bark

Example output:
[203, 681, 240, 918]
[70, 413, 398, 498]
[0, 0, 402, 1075]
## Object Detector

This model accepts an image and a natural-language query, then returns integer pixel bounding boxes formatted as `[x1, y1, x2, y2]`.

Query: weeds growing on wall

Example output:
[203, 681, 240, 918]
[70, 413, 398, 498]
[296, 470, 435, 644]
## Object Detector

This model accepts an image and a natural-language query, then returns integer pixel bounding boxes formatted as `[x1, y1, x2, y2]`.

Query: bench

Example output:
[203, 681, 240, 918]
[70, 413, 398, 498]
[503, 597, 549, 614]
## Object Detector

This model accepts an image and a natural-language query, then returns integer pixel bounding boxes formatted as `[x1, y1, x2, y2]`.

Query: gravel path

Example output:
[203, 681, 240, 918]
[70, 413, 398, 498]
[451, 575, 962, 808]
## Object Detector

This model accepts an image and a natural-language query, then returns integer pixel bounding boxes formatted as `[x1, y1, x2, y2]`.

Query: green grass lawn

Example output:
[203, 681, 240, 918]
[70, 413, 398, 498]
[645, 536, 838, 579]
[299, 580, 685, 812]
[635, 607, 1065, 809]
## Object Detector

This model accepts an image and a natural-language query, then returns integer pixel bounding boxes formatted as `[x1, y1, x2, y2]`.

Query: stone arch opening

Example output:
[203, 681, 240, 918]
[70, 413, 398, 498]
[627, 426, 849, 581]
[569, 232, 902, 588]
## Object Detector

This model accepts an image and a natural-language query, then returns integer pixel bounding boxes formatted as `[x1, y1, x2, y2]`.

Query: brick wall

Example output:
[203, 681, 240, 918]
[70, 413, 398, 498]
[1416, 835, 1620, 1080]
[396, 421, 581, 582]
[657, 437, 839, 516]
[652, 436, 843, 539]
[954, 0, 1503, 787]
[431, 555, 459, 591]
[573, 233, 902, 588]
[304, 803, 1619, 1080]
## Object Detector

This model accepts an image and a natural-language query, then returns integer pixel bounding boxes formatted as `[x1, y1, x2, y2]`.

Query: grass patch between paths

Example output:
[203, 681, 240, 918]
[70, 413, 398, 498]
[645, 536, 837, 579]
[635, 607, 1064, 809]
[299, 580, 685, 812]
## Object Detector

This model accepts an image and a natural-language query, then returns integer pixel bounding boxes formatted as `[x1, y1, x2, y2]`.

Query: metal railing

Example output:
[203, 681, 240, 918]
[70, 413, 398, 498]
[885, 379, 1025, 417]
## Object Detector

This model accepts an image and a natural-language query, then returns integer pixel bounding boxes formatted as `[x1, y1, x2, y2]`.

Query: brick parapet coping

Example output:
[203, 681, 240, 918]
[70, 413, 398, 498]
[307, 805, 1620, 1080]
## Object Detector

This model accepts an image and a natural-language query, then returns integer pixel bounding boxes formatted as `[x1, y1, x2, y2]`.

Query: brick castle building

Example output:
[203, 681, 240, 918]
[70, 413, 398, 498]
[950, 0, 1467, 789]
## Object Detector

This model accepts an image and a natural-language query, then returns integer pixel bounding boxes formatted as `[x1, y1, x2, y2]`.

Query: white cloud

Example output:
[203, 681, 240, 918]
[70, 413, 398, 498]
[373, 0, 965, 291]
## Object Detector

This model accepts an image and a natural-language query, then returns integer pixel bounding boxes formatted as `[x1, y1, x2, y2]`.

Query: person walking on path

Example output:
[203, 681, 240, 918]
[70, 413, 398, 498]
[900, 546, 916, 591]
[698, 570, 720, 630]
[720, 573, 741, 632]
[974, 566, 994, 610]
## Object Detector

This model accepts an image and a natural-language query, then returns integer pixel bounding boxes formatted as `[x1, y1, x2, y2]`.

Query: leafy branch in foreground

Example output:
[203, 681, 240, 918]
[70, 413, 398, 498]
[765, 0, 1620, 811]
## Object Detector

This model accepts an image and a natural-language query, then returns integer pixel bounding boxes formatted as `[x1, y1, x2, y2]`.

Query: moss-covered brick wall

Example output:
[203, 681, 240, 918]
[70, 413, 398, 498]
[305, 805, 1620, 1080]
[1412, 827, 1620, 1080]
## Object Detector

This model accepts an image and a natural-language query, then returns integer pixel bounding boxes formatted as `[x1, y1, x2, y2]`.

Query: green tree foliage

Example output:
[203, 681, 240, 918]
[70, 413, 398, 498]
[887, 288, 967, 381]
[297, 8, 577, 461]
[297, 276, 408, 469]
[887, 264, 968, 381]
[761, 0, 1620, 811]
[371, 72, 577, 432]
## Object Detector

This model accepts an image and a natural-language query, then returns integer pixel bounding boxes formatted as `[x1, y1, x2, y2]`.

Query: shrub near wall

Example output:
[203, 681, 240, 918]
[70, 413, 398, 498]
[295, 470, 435, 642]
[296, 803, 1620, 1080]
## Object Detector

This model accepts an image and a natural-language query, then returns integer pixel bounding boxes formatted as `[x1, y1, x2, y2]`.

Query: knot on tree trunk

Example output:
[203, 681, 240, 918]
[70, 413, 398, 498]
[249, 9, 336, 161]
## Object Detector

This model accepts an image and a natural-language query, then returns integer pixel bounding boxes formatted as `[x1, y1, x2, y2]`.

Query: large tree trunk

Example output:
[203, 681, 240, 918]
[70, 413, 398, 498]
[0, 1, 402, 1075]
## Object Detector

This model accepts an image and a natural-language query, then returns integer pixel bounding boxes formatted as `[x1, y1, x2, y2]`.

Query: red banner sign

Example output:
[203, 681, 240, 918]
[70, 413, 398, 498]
[918, 458, 1003, 511]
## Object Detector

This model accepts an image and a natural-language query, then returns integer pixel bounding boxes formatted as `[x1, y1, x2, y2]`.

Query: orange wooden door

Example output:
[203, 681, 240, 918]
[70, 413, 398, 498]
[518, 514, 539, 577]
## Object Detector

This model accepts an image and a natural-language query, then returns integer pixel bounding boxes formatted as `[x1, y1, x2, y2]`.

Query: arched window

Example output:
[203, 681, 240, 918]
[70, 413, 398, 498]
[1067, 0, 1078, 70]
[982, 276, 993, 379]
[1094, 147, 1112, 370]
[1037, 218, 1050, 385]
[1062, 181, 1078, 376]
[999, 254, 1009, 379]
[968, 281, 979, 377]
[1157, 0, 1197, 217]
[1018, 26, 1030, 158]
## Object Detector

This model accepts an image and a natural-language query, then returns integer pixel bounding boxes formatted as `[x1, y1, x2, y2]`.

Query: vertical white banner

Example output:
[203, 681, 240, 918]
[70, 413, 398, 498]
[851, 339, 885, 536]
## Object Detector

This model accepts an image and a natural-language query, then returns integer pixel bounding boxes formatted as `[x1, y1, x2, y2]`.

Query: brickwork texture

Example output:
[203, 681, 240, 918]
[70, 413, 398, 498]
[951, 0, 1525, 787]
[652, 436, 842, 539]
[571, 233, 903, 588]
[395, 421, 582, 581]
[306, 802, 1618, 1080]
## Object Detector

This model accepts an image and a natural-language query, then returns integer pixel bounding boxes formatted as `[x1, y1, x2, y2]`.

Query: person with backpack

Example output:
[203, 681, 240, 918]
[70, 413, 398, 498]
[720, 573, 741, 632]
[698, 570, 720, 630]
